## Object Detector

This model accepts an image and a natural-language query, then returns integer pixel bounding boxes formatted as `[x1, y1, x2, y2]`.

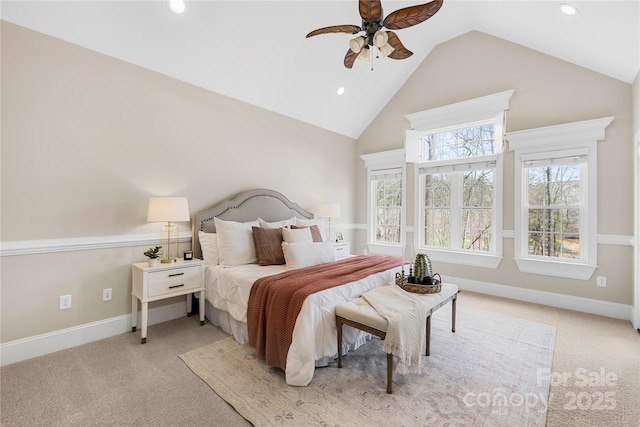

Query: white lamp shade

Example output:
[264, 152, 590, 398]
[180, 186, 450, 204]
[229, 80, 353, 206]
[349, 36, 365, 53]
[379, 43, 395, 57]
[357, 47, 370, 61]
[147, 197, 190, 222]
[317, 203, 341, 218]
[373, 30, 389, 47]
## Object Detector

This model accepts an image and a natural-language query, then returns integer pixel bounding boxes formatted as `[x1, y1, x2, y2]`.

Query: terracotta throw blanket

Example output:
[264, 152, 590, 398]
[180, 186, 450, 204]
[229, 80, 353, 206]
[247, 255, 401, 370]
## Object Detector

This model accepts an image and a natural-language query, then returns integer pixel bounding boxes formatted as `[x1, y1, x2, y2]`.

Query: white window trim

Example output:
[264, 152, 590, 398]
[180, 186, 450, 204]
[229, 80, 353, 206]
[404, 91, 514, 269]
[508, 116, 614, 280]
[360, 149, 406, 256]
[405, 90, 515, 133]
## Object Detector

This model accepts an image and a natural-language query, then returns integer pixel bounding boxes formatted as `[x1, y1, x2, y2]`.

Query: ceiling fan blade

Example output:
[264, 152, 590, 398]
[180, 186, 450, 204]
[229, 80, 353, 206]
[359, 0, 382, 20]
[344, 49, 358, 69]
[306, 25, 362, 38]
[386, 31, 413, 60]
[383, 0, 443, 30]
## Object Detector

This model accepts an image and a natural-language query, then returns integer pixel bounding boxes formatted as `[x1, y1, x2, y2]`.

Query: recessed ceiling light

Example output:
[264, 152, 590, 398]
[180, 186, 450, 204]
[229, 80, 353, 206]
[169, 0, 185, 14]
[336, 86, 345, 96]
[560, 3, 578, 15]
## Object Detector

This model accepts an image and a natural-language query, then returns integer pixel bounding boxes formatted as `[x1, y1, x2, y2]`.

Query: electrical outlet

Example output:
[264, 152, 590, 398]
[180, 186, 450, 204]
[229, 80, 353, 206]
[59, 294, 72, 310]
[596, 276, 607, 287]
[103, 288, 112, 301]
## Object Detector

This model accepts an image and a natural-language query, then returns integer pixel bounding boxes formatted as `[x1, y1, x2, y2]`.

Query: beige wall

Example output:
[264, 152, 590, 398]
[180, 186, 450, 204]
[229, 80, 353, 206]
[0, 22, 356, 342]
[356, 31, 634, 305]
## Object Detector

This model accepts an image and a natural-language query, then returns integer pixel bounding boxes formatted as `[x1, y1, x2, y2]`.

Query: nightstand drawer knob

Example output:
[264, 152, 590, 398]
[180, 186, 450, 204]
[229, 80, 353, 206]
[168, 272, 185, 277]
[168, 284, 185, 289]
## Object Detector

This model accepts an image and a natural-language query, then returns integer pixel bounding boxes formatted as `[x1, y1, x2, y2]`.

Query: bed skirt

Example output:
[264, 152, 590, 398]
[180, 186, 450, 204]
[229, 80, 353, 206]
[204, 300, 372, 368]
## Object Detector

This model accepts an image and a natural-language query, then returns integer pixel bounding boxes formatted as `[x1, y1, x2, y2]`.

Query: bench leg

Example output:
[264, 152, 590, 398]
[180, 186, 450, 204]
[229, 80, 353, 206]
[452, 295, 457, 333]
[425, 315, 431, 356]
[386, 353, 393, 394]
[337, 317, 343, 368]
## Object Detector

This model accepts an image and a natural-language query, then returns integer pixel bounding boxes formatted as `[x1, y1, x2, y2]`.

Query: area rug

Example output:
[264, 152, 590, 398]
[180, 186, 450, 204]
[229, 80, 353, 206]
[180, 306, 556, 427]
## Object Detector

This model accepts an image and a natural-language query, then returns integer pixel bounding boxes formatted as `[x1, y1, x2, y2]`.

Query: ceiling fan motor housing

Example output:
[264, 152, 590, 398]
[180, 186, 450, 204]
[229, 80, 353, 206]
[362, 19, 383, 46]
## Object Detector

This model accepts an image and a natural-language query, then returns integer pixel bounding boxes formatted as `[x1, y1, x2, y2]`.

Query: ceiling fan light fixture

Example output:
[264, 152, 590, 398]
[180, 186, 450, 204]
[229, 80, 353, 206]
[373, 30, 389, 48]
[349, 36, 365, 53]
[357, 47, 370, 61]
[379, 43, 395, 57]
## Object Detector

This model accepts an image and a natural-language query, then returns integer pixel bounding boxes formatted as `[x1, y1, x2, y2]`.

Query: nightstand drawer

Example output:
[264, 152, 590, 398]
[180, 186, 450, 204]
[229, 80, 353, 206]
[333, 242, 351, 256]
[148, 266, 201, 284]
[147, 266, 202, 297]
[148, 277, 201, 297]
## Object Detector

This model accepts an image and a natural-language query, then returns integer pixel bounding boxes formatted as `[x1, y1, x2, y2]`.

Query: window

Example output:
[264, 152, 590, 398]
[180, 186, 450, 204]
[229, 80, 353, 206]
[405, 91, 514, 268]
[418, 128, 500, 260]
[361, 149, 405, 256]
[374, 171, 402, 244]
[508, 117, 613, 280]
[525, 158, 582, 260]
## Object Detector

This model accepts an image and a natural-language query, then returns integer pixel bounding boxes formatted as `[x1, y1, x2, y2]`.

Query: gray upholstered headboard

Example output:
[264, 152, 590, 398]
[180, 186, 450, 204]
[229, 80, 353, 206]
[191, 189, 314, 259]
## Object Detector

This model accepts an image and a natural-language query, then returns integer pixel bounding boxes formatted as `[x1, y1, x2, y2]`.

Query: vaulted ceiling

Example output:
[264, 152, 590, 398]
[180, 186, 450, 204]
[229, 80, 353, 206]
[2, 1, 638, 139]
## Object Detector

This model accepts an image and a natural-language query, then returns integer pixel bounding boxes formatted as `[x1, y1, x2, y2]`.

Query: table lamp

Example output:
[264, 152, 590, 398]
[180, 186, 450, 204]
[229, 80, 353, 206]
[147, 197, 190, 263]
[318, 203, 341, 242]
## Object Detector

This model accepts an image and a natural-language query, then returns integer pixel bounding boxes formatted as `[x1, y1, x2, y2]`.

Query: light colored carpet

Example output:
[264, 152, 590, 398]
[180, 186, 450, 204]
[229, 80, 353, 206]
[180, 305, 556, 427]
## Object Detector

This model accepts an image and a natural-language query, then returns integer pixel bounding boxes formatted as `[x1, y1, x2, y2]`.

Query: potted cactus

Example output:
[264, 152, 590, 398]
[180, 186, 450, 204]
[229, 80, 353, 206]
[414, 253, 433, 285]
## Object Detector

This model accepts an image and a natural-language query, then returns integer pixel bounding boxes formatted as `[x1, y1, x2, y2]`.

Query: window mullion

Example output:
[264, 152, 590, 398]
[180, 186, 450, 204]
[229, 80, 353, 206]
[450, 173, 463, 249]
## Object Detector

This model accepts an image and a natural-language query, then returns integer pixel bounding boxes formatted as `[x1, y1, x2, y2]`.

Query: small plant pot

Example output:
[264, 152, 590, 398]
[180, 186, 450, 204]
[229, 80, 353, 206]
[148, 258, 159, 267]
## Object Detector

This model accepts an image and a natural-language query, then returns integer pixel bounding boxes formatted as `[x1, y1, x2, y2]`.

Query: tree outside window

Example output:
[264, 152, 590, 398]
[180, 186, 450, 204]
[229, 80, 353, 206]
[374, 177, 402, 244]
[526, 164, 581, 259]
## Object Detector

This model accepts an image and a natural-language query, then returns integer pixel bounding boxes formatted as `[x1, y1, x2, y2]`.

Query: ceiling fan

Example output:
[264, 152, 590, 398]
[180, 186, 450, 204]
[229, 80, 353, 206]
[306, 0, 444, 69]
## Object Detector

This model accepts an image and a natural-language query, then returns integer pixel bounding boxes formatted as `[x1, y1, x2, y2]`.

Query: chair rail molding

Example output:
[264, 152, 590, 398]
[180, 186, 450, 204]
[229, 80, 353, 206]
[0, 232, 192, 256]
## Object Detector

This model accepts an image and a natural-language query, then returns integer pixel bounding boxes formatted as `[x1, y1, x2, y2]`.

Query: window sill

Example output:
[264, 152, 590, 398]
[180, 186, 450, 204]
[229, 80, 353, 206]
[423, 249, 502, 269]
[514, 257, 596, 280]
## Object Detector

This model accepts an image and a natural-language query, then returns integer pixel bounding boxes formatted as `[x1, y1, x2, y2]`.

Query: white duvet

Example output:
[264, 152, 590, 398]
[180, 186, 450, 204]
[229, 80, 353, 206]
[205, 262, 401, 386]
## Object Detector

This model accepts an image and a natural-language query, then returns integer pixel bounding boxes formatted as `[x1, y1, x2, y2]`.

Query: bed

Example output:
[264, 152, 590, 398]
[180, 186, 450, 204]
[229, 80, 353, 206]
[192, 189, 402, 386]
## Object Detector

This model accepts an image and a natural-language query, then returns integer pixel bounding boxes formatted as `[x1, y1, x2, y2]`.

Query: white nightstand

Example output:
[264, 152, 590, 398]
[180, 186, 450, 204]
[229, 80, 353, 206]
[333, 242, 351, 257]
[131, 259, 206, 344]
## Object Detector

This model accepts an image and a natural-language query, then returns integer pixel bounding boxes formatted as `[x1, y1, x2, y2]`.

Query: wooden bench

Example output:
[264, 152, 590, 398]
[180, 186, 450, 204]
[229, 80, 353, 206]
[335, 283, 458, 394]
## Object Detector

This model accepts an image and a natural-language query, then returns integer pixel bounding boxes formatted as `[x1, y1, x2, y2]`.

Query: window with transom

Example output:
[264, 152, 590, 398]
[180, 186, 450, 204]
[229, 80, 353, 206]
[405, 91, 513, 268]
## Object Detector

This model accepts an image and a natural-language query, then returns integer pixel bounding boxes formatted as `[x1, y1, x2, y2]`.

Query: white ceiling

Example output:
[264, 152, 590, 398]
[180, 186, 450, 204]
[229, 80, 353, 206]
[2, 0, 639, 139]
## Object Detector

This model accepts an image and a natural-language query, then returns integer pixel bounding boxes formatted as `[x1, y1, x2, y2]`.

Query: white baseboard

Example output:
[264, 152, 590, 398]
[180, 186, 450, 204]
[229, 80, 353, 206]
[447, 276, 633, 322]
[1, 278, 634, 367]
[0, 301, 188, 367]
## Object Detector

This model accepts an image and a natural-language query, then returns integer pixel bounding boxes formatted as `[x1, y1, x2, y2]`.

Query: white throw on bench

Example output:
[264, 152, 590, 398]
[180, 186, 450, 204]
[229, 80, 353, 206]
[335, 283, 458, 393]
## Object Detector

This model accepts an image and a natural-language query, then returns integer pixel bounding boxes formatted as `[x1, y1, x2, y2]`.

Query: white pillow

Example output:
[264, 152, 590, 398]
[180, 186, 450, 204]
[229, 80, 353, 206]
[198, 231, 219, 266]
[282, 241, 336, 269]
[214, 217, 259, 266]
[258, 217, 295, 228]
[282, 226, 313, 243]
[294, 218, 326, 241]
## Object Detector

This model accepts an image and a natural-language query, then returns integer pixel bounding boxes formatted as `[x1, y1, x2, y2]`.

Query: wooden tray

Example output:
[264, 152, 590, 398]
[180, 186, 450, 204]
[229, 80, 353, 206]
[395, 272, 442, 294]
[398, 282, 441, 294]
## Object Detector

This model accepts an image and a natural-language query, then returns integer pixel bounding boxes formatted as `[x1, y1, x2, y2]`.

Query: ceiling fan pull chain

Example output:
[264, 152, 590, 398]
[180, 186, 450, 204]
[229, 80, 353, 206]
[370, 47, 374, 71]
